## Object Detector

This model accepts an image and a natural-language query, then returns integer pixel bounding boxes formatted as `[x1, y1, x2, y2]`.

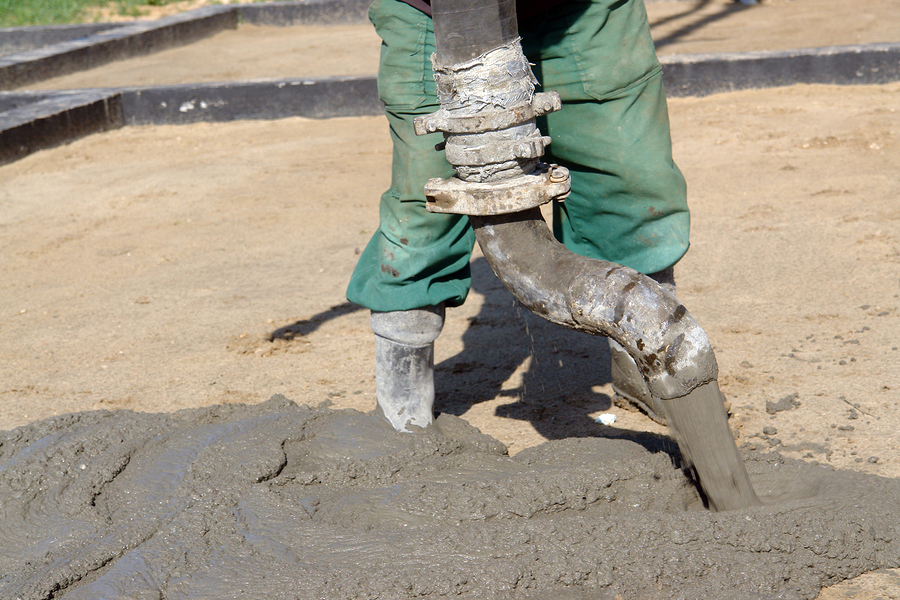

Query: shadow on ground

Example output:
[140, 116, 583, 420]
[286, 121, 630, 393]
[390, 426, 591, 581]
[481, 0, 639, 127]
[649, 0, 755, 50]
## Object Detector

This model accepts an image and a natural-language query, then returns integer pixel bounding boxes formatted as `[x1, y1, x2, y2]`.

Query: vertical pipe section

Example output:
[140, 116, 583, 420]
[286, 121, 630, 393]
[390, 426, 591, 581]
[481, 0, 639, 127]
[432, 0, 518, 65]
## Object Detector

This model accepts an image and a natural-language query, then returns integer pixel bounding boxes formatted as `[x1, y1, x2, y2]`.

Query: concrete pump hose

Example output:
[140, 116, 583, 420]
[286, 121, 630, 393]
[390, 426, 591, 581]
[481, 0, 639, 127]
[470, 208, 718, 401]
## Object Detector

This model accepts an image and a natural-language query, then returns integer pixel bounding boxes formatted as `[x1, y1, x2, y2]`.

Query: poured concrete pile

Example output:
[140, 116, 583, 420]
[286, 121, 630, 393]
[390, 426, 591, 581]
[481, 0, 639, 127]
[2, 396, 898, 600]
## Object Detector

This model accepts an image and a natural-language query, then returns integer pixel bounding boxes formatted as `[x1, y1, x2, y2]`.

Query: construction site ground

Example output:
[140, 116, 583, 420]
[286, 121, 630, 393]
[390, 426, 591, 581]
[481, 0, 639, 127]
[1, 0, 899, 597]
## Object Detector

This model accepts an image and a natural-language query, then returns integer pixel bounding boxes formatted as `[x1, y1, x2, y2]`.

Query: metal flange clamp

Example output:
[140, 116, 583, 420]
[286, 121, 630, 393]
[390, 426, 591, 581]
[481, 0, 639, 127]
[415, 91, 570, 216]
[425, 163, 570, 215]
[444, 130, 553, 165]
[413, 92, 562, 137]
[413, 41, 571, 216]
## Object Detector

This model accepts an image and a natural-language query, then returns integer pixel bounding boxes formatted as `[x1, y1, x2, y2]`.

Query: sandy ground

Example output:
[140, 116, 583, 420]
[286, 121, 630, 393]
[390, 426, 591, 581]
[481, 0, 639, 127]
[2, 0, 900, 597]
[19, 0, 900, 91]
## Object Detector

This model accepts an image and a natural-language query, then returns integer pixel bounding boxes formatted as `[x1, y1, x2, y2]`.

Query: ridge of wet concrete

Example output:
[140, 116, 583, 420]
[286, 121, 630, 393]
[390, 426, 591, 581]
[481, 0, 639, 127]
[1, 395, 898, 600]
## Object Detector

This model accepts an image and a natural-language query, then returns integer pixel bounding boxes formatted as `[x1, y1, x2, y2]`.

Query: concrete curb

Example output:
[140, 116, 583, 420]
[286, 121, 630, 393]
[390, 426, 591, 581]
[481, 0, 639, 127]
[0, 7, 239, 90]
[0, 75, 381, 163]
[120, 75, 381, 124]
[238, 0, 372, 26]
[0, 1, 372, 90]
[662, 42, 900, 97]
[0, 0, 898, 166]
[0, 90, 123, 164]
[0, 23, 120, 56]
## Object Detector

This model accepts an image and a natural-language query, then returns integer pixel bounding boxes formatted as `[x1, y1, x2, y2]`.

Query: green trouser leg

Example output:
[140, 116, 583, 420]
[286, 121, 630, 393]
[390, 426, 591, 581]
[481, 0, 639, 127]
[543, 81, 690, 275]
[520, 1, 690, 422]
[345, 105, 475, 312]
[347, 0, 475, 431]
[347, 0, 475, 313]
[520, 0, 690, 275]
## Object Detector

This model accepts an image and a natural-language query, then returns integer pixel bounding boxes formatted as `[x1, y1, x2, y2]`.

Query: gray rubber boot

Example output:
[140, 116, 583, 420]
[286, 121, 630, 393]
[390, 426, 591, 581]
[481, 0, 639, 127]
[370, 304, 445, 432]
[609, 268, 676, 425]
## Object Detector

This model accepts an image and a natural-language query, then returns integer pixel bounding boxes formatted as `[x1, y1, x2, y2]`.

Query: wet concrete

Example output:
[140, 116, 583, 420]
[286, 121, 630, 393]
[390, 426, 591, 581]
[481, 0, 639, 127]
[1, 395, 898, 600]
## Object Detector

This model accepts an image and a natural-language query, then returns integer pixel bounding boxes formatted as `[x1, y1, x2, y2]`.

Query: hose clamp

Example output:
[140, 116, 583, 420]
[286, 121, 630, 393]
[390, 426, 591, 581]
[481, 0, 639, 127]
[425, 164, 570, 215]
[414, 92, 562, 136]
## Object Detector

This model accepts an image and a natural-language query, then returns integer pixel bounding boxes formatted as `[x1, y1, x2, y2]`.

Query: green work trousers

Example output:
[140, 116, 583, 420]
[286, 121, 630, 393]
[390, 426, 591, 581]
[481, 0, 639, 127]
[347, 0, 689, 312]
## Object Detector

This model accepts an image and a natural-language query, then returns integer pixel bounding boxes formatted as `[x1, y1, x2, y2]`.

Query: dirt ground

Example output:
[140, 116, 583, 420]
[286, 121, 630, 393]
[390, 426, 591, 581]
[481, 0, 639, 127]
[1, 1, 899, 597]
[22, 0, 900, 91]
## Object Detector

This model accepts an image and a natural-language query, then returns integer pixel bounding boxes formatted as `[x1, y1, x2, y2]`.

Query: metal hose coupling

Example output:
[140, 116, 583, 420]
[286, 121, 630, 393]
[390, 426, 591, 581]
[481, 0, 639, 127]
[413, 39, 571, 215]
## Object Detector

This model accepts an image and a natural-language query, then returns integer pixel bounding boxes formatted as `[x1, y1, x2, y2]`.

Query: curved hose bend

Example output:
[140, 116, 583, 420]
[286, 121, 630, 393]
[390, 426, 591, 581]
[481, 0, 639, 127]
[470, 208, 717, 401]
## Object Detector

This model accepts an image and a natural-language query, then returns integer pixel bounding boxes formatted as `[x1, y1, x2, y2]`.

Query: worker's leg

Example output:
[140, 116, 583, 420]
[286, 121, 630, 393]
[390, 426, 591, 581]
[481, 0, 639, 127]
[521, 0, 690, 422]
[521, 0, 689, 273]
[347, 0, 476, 430]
